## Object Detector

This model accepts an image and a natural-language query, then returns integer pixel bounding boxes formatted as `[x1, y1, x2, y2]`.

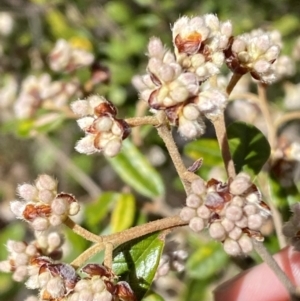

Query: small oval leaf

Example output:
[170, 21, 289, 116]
[113, 232, 165, 300]
[227, 121, 271, 176]
[110, 193, 136, 233]
[107, 139, 165, 198]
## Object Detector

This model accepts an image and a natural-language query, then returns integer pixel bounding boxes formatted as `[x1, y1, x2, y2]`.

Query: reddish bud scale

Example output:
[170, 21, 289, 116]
[174, 33, 202, 54]
[115, 119, 131, 140]
[94, 101, 117, 117]
[81, 264, 115, 280]
[115, 281, 137, 301]
[23, 204, 51, 221]
[55, 193, 76, 205]
[242, 227, 264, 241]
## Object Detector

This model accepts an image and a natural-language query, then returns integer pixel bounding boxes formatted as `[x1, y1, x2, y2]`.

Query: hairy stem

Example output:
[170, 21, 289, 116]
[252, 240, 299, 299]
[226, 73, 243, 96]
[275, 111, 300, 131]
[70, 216, 188, 268]
[71, 242, 105, 269]
[257, 83, 276, 150]
[104, 242, 114, 268]
[211, 114, 236, 178]
[64, 217, 103, 243]
[156, 112, 199, 193]
[125, 116, 160, 127]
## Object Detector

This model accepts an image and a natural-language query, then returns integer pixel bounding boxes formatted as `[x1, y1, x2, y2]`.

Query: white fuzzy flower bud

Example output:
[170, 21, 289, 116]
[229, 172, 252, 195]
[10, 200, 26, 218]
[46, 277, 65, 298]
[71, 100, 91, 116]
[238, 235, 253, 253]
[248, 214, 263, 230]
[103, 139, 122, 157]
[191, 178, 206, 195]
[196, 205, 211, 219]
[186, 194, 202, 208]
[35, 175, 57, 191]
[75, 135, 97, 155]
[189, 217, 205, 232]
[224, 238, 242, 256]
[221, 218, 235, 232]
[228, 226, 242, 240]
[180, 207, 196, 222]
[51, 197, 68, 216]
[32, 217, 49, 231]
[209, 222, 226, 241]
[225, 205, 243, 221]
[17, 184, 38, 201]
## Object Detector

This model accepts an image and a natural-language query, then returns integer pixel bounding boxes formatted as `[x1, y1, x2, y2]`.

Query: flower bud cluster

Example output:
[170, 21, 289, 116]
[180, 173, 271, 256]
[0, 231, 64, 283]
[49, 39, 95, 72]
[282, 203, 300, 251]
[10, 174, 80, 231]
[14, 74, 79, 119]
[133, 37, 199, 110]
[71, 95, 131, 157]
[26, 260, 136, 301]
[225, 29, 281, 84]
[154, 250, 188, 279]
[172, 14, 232, 82]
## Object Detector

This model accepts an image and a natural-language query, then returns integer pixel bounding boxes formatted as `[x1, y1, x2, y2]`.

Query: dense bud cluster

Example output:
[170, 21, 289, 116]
[0, 231, 64, 283]
[14, 74, 79, 119]
[71, 95, 131, 157]
[10, 174, 80, 231]
[282, 203, 300, 251]
[172, 15, 232, 81]
[180, 173, 271, 256]
[49, 39, 95, 72]
[26, 260, 136, 301]
[225, 29, 280, 84]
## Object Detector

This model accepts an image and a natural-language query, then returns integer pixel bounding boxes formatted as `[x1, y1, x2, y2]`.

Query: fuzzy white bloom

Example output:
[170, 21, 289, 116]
[49, 39, 94, 72]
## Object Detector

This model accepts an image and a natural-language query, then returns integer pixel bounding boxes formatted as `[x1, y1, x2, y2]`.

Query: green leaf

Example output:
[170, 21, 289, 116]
[85, 192, 119, 230]
[184, 138, 223, 179]
[0, 223, 26, 260]
[107, 139, 165, 198]
[142, 292, 165, 301]
[113, 232, 165, 300]
[227, 121, 271, 176]
[186, 240, 228, 280]
[184, 138, 222, 167]
[110, 193, 136, 233]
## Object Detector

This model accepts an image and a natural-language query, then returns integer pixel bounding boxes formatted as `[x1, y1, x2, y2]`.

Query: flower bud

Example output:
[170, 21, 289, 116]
[221, 218, 235, 232]
[225, 205, 243, 221]
[197, 205, 211, 219]
[103, 139, 122, 157]
[32, 217, 49, 231]
[189, 217, 205, 232]
[248, 214, 263, 230]
[223, 238, 242, 256]
[228, 226, 242, 240]
[186, 193, 201, 208]
[191, 178, 206, 195]
[46, 277, 65, 298]
[180, 207, 196, 222]
[238, 235, 253, 253]
[51, 197, 68, 216]
[209, 222, 226, 241]
[17, 184, 38, 201]
[35, 175, 57, 191]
